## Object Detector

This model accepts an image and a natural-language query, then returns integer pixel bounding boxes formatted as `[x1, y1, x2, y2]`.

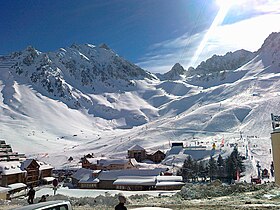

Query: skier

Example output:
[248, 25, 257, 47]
[27, 186, 35, 204]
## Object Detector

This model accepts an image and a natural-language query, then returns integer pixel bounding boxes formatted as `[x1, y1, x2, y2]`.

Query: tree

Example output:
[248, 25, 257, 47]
[198, 161, 207, 181]
[208, 156, 217, 181]
[191, 160, 199, 182]
[182, 156, 194, 182]
[226, 147, 245, 182]
[217, 154, 224, 167]
[217, 154, 226, 180]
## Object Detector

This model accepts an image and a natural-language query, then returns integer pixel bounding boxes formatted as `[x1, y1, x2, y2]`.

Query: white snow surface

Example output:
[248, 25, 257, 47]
[0, 32, 280, 180]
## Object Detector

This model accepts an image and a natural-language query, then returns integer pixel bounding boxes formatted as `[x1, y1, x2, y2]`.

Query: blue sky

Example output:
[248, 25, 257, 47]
[1, 0, 280, 73]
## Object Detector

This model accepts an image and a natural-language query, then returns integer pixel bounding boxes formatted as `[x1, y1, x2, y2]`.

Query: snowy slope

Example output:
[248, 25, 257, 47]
[0, 32, 279, 175]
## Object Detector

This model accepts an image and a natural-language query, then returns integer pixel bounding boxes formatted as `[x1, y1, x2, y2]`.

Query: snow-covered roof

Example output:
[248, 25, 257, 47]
[130, 158, 138, 166]
[0, 161, 26, 175]
[38, 161, 54, 170]
[128, 144, 145, 151]
[20, 159, 34, 170]
[113, 176, 156, 186]
[42, 177, 55, 182]
[156, 176, 183, 182]
[72, 168, 93, 180]
[99, 158, 129, 166]
[7, 183, 27, 190]
[0, 186, 9, 193]
[79, 177, 99, 184]
[183, 149, 214, 160]
[86, 157, 107, 164]
[156, 182, 185, 186]
[166, 146, 184, 156]
[98, 168, 167, 181]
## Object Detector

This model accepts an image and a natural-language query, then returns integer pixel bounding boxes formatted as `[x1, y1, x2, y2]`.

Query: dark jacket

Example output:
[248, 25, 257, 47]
[115, 203, 127, 210]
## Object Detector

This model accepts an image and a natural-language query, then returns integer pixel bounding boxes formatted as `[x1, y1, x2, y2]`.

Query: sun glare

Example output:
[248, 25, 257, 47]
[216, 0, 248, 8]
[190, 0, 233, 66]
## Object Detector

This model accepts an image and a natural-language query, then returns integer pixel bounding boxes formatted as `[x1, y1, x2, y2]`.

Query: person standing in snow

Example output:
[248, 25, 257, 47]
[271, 162, 274, 177]
[115, 194, 127, 210]
[256, 161, 261, 178]
[27, 186, 35, 204]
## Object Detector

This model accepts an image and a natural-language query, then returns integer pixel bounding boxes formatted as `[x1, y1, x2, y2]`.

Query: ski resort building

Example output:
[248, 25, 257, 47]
[128, 144, 166, 163]
[128, 145, 146, 162]
[0, 159, 54, 192]
[0, 140, 25, 161]
[71, 168, 184, 190]
[82, 157, 138, 170]
[0, 161, 26, 186]
[165, 143, 217, 161]
[20, 159, 54, 186]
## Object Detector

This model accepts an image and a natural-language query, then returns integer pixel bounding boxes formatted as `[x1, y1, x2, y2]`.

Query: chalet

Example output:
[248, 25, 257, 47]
[0, 161, 26, 187]
[21, 159, 40, 186]
[38, 161, 55, 184]
[82, 157, 138, 170]
[128, 145, 146, 162]
[20, 159, 54, 186]
[146, 150, 166, 163]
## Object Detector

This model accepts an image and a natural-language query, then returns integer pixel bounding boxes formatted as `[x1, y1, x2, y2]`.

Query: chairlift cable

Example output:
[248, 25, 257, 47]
[178, 0, 208, 65]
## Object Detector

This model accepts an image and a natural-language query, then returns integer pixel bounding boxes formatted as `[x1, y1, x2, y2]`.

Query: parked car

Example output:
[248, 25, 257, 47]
[13, 200, 72, 210]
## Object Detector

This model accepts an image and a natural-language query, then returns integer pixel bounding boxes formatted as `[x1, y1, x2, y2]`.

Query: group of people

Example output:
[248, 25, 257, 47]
[28, 186, 127, 209]
[27, 186, 48, 204]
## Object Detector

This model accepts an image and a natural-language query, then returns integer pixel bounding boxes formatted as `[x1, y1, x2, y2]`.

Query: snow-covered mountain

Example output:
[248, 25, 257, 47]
[186, 49, 255, 88]
[157, 63, 187, 80]
[0, 32, 279, 172]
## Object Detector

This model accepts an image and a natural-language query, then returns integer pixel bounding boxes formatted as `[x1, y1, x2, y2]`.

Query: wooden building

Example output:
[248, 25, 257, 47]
[72, 168, 184, 191]
[19, 159, 54, 186]
[146, 150, 166, 163]
[82, 157, 138, 170]
[113, 176, 156, 191]
[21, 159, 40, 186]
[127, 145, 146, 162]
[0, 161, 26, 186]
[97, 168, 167, 190]
[0, 140, 25, 161]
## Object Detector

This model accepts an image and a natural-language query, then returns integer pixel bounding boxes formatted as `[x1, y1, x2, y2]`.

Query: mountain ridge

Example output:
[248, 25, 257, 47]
[0, 32, 279, 168]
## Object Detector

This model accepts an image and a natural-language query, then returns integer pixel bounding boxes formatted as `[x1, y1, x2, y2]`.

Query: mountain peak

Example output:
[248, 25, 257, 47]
[258, 32, 280, 70]
[99, 43, 111, 50]
[158, 63, 186, 80]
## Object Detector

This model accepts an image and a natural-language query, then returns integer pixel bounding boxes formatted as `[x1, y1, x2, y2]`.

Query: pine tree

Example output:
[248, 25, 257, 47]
[226, 146, 245, 182]
[208, 156, 217, 181]
[182, 156, 194, 182]
[217, 154, 224, 167]
[217, 154, 226, 180]
[191, 160, 199, 182]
